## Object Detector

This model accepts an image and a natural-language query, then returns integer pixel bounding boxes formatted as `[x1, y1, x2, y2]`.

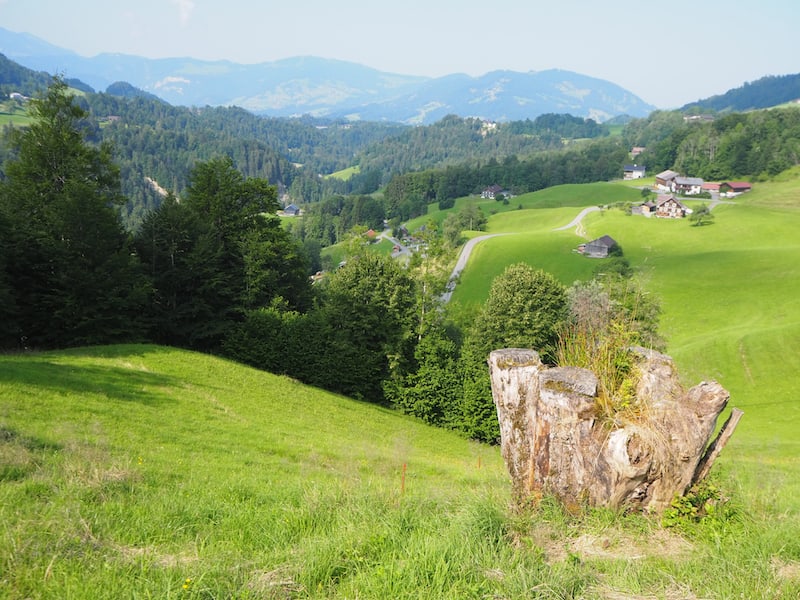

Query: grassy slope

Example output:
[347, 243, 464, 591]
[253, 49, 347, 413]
[4, 346, 797, 599]
[404, 182, 639, 233]
[0, 345, 516, 598]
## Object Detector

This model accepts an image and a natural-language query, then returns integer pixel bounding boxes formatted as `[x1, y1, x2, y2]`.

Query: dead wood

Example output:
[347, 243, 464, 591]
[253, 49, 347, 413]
[488, 347, 739, 513]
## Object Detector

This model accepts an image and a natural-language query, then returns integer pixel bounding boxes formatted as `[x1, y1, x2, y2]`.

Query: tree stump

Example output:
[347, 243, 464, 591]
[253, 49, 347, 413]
[488, 347, 738, 513]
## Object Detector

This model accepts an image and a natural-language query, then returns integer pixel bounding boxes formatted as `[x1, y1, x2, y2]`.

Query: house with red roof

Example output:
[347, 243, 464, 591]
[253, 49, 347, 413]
[720, 182, 752, 197]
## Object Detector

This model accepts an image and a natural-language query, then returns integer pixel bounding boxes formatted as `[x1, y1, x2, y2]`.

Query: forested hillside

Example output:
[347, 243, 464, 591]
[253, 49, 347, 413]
[624, 106, 800, 179]
[84, 94, 408, 227]
[353, 113, 609, 178]
[682, 73, 800, 112]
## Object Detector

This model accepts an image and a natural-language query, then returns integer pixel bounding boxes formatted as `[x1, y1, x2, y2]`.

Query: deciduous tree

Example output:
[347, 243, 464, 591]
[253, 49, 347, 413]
[459, 263, 568, 441]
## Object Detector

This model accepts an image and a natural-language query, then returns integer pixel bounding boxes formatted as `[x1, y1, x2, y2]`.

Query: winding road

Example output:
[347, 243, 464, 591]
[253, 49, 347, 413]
[552, 205, 601, 232]
[440, 233, 507, 304]
[440, 205, 601, 304]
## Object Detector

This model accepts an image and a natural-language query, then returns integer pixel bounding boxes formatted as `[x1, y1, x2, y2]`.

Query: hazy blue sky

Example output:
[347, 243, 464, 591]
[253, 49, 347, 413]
[1, 0, 797, 108]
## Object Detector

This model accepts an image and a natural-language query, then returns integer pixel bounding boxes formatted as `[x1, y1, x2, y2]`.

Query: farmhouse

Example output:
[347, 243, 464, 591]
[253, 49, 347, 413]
[632, 200, 657, 216]
[623, 164, 647, 180]
[579, 235, 619, 258]
[481, 184, 505, 199]
[655, 170, 679, 191]
[673, 176, 705, 195]
[655, 194, 690, 219]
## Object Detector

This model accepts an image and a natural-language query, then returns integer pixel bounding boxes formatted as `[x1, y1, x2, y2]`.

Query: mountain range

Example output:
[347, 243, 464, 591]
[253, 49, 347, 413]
[0, 27, 655, 124]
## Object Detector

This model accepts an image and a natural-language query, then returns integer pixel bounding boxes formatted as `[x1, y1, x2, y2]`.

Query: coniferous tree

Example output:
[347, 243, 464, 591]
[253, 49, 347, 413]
[0, 78, 146, 348]
[135, 157, 311, 350]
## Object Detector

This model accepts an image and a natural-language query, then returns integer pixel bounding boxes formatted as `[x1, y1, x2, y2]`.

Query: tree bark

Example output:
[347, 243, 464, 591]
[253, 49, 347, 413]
[488, 347, 735, 514]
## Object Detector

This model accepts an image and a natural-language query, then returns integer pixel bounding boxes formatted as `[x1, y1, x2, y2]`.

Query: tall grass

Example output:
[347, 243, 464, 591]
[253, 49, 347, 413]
[556, 320, 639, 421]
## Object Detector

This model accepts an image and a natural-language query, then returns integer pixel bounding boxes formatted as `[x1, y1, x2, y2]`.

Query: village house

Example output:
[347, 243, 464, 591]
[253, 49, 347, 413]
[481, 184, 505, 199]
[672, 176, 705, 195]
[631, 146, 646, 158]
[282, 203, 301, 216]
[720, 181, 753, 197]
[655, 194, 690, 219]
[623, 164, 647, 180]
[655, 170, 679, 191]
[702, 182, 721, 194]
[578, 235, 619, 258]
[632, 199, 657, 216]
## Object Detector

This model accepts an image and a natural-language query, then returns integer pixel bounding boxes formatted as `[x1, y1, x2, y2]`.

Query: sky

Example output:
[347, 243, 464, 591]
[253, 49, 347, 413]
[1, 0, 798, 108]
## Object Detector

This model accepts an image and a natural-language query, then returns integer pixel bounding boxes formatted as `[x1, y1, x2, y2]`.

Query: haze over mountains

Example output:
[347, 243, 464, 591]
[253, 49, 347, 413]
[0, 26, 655, 124]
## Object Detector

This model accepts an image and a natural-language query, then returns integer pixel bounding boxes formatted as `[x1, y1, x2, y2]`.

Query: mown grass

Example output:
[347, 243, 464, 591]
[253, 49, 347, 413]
[325, 165, 360, 180]
[0, 105, 34, 127]
[403, 182, 640, 233]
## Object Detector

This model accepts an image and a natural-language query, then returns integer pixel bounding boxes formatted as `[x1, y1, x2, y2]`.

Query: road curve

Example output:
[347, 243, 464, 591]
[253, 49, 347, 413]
[552, 205, 601, 231]
[440, 234, 508, 304]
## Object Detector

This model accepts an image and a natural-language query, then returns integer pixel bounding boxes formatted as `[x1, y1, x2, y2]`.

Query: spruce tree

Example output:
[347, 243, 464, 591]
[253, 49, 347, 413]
[0, 78, 146, 348]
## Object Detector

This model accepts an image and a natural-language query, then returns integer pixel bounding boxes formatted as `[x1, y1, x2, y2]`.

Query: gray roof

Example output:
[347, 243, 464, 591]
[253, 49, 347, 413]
[588, 234, 617, 248]
[674, 177, 704, 185]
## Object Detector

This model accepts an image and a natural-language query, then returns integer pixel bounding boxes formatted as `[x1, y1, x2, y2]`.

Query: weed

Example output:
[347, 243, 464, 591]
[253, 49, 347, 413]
[661, 478, 738, 531]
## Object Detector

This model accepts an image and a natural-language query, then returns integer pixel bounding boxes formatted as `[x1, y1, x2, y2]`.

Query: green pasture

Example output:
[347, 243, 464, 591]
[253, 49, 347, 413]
[326, 165, 360, 180]
[0, 345, 512, 598]
[320, 235, 397, 271]
[0, 104, 33, 127]
[405, 182, 641, 233]
[3, 344, 799, 598]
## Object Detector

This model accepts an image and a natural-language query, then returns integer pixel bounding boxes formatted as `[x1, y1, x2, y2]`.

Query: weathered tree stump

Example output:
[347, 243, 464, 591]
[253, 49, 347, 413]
[488, 347, 739, 513]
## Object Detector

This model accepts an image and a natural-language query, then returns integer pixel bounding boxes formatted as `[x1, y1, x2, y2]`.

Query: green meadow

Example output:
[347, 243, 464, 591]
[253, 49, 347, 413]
[1, 346, 516, 598]
[0, 103, 34, 127]
[404, 182, 640, 233]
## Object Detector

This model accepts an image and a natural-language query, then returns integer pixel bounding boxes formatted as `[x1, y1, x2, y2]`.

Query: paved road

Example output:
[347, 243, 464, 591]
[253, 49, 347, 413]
[378, 228, 412, 257]
[440, 234, 508, 304]
[552, 205, 601, 231]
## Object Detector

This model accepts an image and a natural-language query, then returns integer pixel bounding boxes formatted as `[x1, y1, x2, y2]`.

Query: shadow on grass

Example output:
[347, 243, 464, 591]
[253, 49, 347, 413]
[0, 352, 181, 406]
